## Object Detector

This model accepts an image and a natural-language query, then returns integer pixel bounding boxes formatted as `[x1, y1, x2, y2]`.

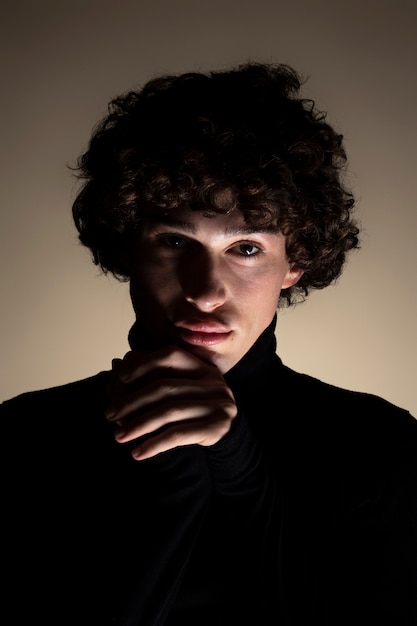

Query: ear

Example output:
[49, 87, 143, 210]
[282, 265, 304, 290]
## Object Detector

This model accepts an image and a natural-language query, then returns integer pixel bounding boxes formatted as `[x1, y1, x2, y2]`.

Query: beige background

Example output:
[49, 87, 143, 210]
[1, 0, 416, 416]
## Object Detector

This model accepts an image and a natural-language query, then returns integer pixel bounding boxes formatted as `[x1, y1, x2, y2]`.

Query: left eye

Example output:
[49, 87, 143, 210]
[234, 243, 261, 256]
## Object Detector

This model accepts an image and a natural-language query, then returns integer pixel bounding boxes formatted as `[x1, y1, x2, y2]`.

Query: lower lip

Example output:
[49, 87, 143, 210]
[178, 328, 232, 346]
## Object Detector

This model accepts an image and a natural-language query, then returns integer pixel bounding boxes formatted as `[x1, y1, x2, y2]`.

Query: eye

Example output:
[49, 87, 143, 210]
[157, 234, 189, 248]
[232, 242, 262, 257]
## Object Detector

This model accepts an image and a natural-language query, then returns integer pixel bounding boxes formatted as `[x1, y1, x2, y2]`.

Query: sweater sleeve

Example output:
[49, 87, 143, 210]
[117, 446, 214, 626]
[204, 411, 282, 622]
[0, 386, 215, 626]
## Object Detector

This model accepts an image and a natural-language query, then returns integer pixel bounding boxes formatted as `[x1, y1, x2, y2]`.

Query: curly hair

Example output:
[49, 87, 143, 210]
[72, 62, 360, 306]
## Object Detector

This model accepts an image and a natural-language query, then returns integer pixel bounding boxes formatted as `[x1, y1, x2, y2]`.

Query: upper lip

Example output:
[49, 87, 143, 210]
[175, 320, 231, 333]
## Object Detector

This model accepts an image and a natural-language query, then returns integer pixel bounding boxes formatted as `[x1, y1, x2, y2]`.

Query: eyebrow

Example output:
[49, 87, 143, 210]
[147, 214, 276, 236]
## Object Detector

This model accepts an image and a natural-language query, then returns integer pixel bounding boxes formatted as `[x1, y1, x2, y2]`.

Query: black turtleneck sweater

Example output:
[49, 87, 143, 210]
[1, 318, 417, 625]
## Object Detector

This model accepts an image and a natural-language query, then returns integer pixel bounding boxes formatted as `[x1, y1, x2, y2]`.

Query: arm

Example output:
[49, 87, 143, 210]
[105, 346, 239, 623]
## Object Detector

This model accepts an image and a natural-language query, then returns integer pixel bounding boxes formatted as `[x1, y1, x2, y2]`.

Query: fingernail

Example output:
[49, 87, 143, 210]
[114, 427, 126, 440]
[132, 446, 143, 460]
[104, 407, 116, 420]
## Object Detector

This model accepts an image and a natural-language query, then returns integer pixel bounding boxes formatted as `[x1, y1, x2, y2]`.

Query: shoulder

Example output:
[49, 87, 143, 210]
[277, 359, 417, 442]
[0, 371, 109, 442]
[274, 362, 417, 511]
[1, 371, 109, 411]
[0, 371, 113, 466]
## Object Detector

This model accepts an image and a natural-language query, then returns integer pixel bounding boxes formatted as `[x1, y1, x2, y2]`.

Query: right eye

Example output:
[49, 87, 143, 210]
[157, 234, 189, 248]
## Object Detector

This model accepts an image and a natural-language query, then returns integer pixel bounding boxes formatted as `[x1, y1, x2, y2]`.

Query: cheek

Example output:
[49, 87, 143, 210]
[257, 285, 282, 319]
[227, 276, 280, 328]
[244, 269, 285, 321]
[238, 267, 283, 301]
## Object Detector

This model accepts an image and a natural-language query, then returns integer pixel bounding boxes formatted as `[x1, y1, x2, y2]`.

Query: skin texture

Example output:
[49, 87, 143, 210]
[105, 206, 303, 459]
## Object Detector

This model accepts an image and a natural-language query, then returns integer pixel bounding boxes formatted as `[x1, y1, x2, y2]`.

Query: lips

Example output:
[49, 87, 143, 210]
[175, 321, 232, 346]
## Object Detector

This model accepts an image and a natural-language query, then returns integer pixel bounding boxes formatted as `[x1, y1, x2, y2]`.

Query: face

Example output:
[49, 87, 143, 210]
[127, 206, 303, 374]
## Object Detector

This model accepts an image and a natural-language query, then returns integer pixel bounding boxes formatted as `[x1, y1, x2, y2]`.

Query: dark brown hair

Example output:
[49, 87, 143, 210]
[72, 62, 359, 306]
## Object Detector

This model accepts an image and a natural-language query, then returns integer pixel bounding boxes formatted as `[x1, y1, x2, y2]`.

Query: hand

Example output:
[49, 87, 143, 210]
[105, 346, 238, 460]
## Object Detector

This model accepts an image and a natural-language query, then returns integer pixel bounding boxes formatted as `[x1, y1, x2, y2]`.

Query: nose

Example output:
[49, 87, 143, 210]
[181, 250, 227, 312]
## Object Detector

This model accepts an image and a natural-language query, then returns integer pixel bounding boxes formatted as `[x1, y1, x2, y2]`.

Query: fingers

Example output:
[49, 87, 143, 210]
[106, 375, 231, 420]
[114, 346, 213, 384]
[105, 346, 237, 459]
[129, 414, 234, 461]
[111, 391, 236, 442]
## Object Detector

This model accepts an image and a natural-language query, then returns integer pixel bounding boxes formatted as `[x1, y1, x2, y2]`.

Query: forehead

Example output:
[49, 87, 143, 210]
[142, 205, 279, 236]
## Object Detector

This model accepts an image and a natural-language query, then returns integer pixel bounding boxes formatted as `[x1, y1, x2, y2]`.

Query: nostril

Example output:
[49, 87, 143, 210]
[184, 287, 226, 312]
[183, 272, 226, 310]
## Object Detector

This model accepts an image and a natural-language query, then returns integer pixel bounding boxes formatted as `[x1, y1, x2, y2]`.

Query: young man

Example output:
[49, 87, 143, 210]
[2, 63, 416, 625]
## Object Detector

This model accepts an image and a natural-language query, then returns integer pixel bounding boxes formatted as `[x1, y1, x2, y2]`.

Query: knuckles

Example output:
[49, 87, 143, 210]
[106, 345, 238, 455]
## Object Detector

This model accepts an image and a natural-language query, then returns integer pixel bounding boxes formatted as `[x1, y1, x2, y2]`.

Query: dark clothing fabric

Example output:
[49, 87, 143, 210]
[1, 320, 417, 625]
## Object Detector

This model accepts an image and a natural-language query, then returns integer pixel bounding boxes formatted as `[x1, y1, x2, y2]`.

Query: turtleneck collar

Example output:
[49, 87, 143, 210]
[223, 315, 278, 388]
